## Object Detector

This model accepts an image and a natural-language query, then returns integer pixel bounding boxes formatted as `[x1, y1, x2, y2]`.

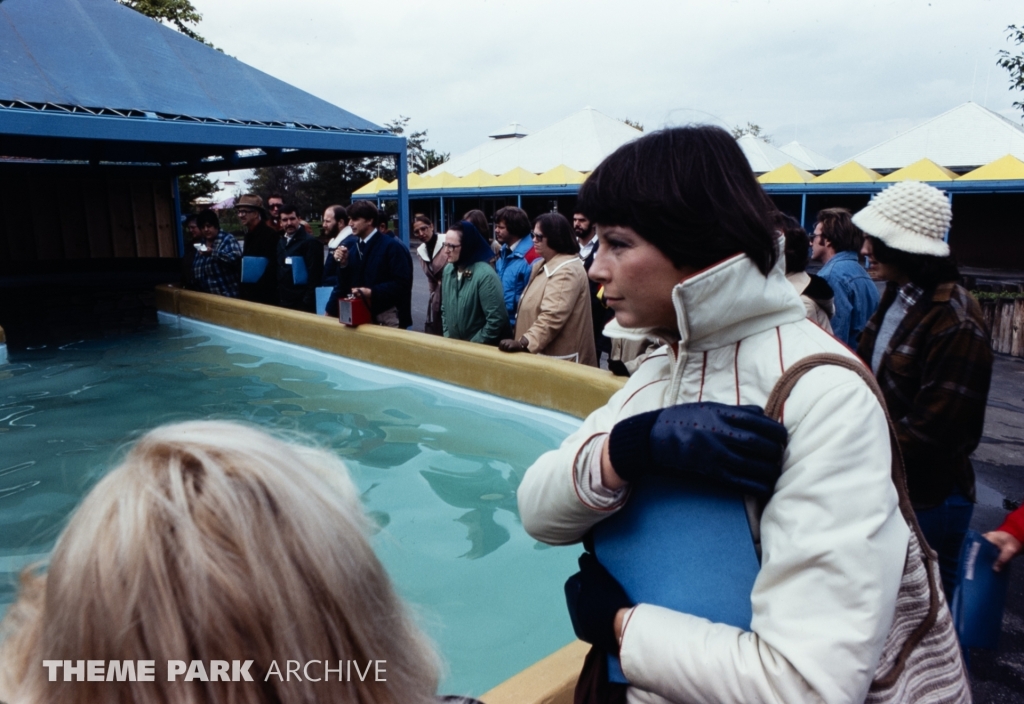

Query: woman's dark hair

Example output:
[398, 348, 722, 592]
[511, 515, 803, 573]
[772, 211, 809, 274]
[462, 210, 491, 242]
[815, 208, 863, 253]
[196, 209, 220, 230]
[534, 213, 579, 255]
[576, 125, 779, 275]
[447, 221, 492, 266]
[494, 206, 532, 241]
[413, 213, 434, 228]
[867, 236, 960, 288]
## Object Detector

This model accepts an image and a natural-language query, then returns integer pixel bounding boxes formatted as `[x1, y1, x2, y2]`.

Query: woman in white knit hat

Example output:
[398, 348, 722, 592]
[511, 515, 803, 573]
[853, 180, 993, 599]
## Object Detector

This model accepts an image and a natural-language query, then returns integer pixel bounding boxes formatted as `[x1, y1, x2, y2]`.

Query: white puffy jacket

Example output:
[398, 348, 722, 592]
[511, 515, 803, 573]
[518, 250, 910, 704]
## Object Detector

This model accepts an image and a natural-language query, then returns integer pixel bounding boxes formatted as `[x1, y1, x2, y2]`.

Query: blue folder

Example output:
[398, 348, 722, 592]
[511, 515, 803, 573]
[241, 256, 268, 283]
[592, 475, 761, 683]
[290, 256, 308, 285]
[951, 529, 1012, 649]
[315, 286, 333, 316]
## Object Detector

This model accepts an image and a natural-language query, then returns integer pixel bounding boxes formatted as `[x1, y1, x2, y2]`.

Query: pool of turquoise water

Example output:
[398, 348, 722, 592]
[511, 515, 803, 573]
[0, 313, 582, 696]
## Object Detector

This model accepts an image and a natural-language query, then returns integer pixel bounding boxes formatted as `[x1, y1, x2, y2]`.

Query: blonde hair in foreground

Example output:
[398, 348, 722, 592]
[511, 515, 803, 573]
[0, 421, 440, 704]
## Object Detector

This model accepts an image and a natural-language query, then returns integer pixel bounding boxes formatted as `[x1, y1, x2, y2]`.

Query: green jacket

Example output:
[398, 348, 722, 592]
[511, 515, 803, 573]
[441, 261, 509, 345]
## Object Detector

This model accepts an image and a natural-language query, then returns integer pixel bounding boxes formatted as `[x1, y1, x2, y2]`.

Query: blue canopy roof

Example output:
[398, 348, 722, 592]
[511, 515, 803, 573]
[0, 0, 405, 171]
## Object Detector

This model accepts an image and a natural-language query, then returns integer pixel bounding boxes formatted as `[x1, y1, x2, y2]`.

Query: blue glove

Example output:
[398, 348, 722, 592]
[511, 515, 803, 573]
[608, 402, 787, 498]
[564, 552, 633, 654]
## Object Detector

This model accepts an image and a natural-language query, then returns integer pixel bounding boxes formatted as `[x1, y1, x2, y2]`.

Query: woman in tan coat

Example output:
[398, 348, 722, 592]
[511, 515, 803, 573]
[499, 213, 597, 366]
[413, 214, 448, 335]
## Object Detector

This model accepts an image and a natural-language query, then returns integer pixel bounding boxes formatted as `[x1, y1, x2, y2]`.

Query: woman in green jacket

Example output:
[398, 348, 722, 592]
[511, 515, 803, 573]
[441, 221, 510, 345]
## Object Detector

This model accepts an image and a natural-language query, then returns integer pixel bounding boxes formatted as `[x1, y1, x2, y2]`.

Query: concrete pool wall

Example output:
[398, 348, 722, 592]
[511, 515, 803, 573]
[155, 285, 624, 704]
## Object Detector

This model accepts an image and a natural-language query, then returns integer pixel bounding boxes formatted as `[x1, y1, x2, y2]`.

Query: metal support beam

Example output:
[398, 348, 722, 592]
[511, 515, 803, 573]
[172, 173, 183, 257]
[517, 194, 522, 208]
[800, 193, 807, 229]
[397, 144, 409, 248]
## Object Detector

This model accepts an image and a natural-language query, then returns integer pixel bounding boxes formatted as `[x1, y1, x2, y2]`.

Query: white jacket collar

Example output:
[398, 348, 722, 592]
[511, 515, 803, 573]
[417, 232, 446, 261]
[604, 244, 805, 353]
[327, 225, 352, 249]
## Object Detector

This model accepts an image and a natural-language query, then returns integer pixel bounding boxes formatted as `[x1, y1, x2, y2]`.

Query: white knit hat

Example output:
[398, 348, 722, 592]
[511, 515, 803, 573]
[851, 181, 951, 257]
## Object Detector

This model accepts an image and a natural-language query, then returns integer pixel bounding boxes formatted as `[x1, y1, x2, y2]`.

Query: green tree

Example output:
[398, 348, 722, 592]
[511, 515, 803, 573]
[118, 0, 210, 45]
[304, 159, 376, 213]
[246, 164, 313, 215]
[997, 24, 1024, 117]
[378, 116, 450, 176]
[731, 122, 773, 144]
[620, 118, 644, 132]
[177, 172, 217, 209]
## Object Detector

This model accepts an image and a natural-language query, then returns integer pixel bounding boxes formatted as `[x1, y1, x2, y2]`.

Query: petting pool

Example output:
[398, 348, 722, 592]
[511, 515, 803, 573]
[0, 313, 582, 696]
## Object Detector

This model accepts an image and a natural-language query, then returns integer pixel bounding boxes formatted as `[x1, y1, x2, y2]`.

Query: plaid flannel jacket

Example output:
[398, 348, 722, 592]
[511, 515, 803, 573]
[192, 231, 242, 298]
[858, 281, 992, 509]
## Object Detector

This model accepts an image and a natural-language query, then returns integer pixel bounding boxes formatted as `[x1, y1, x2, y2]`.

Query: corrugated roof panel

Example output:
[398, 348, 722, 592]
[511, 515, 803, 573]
[0, 0, 384, 133]
[758, 163, 815, 184]
[878, 158, 957, 182]
[812, 161, 883, 183]
[352, 177, 389, 195]
[491, 167, 540, 187]
[533, 164, 586, 185]
[957, 154, 1024, 181]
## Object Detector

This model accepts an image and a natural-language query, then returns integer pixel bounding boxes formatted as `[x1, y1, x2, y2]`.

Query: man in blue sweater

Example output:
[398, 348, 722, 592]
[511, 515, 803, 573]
[812, 207, 880, 348]
[493, 206, 538, 326]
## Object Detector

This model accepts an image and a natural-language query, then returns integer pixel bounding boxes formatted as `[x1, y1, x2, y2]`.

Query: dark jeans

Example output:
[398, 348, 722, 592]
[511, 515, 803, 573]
[914, 491, 974, 600]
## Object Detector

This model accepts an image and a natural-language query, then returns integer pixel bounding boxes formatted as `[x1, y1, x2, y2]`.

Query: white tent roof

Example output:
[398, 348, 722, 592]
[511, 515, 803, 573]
[737, 134, 812, 173]
[778, 141, 836, 170]
[426, 107, 643, 177]
[845, 102, 1024, 171]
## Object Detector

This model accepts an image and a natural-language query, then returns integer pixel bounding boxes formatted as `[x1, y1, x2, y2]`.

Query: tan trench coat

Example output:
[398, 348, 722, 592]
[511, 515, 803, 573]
[513, 254, 597, 366]
[417, 234, 448, 335]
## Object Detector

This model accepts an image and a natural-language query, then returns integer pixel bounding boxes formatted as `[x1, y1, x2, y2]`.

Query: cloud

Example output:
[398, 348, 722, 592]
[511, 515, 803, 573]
[192, 0, 1022, 161]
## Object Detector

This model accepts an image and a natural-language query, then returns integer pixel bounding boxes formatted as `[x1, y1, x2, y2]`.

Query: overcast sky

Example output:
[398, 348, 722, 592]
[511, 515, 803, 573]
[191, 0, 1022, 165]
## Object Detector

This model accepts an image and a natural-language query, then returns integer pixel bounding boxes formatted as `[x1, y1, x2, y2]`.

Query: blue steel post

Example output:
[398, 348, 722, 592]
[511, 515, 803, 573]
[397, 146, 410, 247]
[440, 196, 446, 233]
[800, 193, 807, 230]
[171, 174, 184, 256]
[517, 194, 522, 208]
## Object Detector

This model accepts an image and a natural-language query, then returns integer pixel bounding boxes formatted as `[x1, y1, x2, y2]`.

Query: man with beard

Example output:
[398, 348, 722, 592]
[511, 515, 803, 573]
[236, 194, 280, 305]
[574, 211, 614, 360]
[276, 204, 324, 312]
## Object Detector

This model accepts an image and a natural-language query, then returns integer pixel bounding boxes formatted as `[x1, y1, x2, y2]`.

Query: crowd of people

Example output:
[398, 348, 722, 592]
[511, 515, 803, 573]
[180, 194, 615, 369]
[28, 124, 1016, 703]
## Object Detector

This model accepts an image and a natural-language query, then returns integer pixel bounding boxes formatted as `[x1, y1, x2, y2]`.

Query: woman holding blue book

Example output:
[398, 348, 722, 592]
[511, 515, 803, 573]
[517, 127, 967, 703]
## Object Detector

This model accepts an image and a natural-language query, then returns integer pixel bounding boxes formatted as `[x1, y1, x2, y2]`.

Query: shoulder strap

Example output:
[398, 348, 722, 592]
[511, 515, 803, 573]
[756, 352, 941, 686]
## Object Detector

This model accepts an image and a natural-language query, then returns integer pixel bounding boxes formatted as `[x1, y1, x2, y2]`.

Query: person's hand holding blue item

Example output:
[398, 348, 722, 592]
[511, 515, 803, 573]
[564, 552, 633, 654]
[607, 402, 788, 498]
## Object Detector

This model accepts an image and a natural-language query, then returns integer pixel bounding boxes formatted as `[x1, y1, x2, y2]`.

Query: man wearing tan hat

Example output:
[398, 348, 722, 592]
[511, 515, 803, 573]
[854, 180, 993, 599]
[236, 194, 280, 305]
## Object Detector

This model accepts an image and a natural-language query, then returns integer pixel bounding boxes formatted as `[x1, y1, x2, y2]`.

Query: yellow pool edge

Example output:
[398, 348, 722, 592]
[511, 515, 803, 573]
[154, 286, 610, 702]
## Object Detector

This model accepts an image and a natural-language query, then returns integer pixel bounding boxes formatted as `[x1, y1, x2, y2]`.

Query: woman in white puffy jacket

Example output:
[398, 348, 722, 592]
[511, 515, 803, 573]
[517, 126, 920, 704]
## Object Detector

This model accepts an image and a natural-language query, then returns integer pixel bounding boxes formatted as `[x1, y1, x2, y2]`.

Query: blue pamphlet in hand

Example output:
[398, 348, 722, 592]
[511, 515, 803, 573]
[315, 286, 333, 316]
[290, 256, 308, 285]
[951, 529, 1011, 649]
[592, 475, 761, 684]
[241, 256, 268, 283]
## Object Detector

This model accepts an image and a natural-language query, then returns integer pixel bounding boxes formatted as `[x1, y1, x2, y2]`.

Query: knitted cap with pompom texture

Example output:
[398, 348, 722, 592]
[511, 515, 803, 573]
[851, 181, 951, 257]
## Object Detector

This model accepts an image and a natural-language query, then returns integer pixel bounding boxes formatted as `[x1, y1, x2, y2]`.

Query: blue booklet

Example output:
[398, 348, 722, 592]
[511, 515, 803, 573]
[241, 256, 268, 283]
[592, 476, 761, 683]
[290, 256, 308, 285]
[951, 529, 1012, 649]
[315, 286, 333, 316]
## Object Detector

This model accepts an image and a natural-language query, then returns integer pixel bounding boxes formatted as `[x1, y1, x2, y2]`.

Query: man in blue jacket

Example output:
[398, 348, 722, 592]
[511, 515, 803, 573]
[812, 207, 880, 348]
[325, 200, 412, 328]
[493, 206, 538, 326]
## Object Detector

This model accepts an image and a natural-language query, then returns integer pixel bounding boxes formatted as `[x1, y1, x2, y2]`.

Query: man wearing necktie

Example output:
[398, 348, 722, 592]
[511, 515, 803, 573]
[326, 200, 413, 328]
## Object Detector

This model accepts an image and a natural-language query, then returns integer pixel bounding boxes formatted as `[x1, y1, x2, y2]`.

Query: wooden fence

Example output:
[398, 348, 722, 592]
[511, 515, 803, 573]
[979, 298, 1024, 357]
